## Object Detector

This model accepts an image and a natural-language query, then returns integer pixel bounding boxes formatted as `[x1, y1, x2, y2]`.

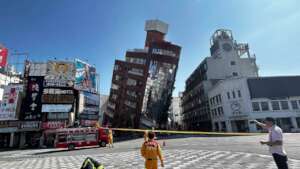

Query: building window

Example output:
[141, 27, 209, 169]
[280, 101, 289, 110]
[238, 90, 241, 98]
[227, 92, 230, 99]
[124, 100, 137, 108]
[232, 72, 238, 76]
[111, 94, 117, 100]
[111, 83, 119, 90]
[114, 65, 119, 71]
[126, 78, 137, 86]
[296, 117, 300, 129]
[271, 101, 280, 110]
[252, 102, 260, 111]
[126, 57, 146, 65]
[128, 68, 144, 76]
[126, 90, 137, 98]
[115, 75, 121, 81]
[232, 91, 236, 99]
[291, 100, 299, 110]
[260, 102, 269, 111]
[230, 61, 236, 65]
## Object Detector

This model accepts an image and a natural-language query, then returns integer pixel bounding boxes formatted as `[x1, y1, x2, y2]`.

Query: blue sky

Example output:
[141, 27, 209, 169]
[1, 0, 299, 96]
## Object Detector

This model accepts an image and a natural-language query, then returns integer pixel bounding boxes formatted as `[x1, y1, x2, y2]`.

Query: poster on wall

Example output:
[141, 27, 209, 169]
[74, 59, 96, 93]
[22, 77, 44, 120]
[45, 61, 75, 81]
[0, 84, 23, 121]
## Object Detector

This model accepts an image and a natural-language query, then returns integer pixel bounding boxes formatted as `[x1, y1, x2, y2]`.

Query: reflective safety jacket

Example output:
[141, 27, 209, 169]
[81, 157, 104, 169]
[141, 140, 163, 161]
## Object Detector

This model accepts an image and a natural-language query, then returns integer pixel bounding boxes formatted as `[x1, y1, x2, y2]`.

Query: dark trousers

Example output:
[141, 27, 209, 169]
[272, 153, 288, 169]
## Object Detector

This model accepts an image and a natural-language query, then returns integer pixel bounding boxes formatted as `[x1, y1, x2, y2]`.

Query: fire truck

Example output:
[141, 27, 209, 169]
[54, 127, 109, 150]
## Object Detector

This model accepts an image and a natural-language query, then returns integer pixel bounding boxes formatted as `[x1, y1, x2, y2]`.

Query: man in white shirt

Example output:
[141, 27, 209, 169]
[253, 117, 288, 169]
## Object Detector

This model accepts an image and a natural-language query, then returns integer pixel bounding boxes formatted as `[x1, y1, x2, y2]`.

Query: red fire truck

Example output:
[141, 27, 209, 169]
[54, 127, 109, 150]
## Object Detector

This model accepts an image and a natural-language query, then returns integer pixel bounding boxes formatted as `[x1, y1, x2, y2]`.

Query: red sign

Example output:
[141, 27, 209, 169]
[0, 47, 8, 67]
[42, 121, 66, 129]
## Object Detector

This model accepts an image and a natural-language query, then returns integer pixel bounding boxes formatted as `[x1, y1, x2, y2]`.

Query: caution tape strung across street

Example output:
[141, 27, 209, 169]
[110, 128, 264, 136]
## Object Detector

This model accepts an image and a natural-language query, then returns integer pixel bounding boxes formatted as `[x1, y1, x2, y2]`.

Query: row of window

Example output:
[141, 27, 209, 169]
[211, 107, 224, 117]
[124, 100, 137, 109]
[227, 90, 242, 99]
[209, 94, 222, 106]
[252, 100, 300, 112]
[126, 57, 146, 65]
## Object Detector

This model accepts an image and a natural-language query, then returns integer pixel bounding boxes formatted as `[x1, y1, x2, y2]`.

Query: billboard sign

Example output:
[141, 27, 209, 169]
[42, 121, 66, 129]
[0, 84, 23, 121]
[29, 63, 47, 76]
[0, 47, 8, 68]
[75, 59, 96, 93]
[45, 61, 75, 81]
[19, 121, 41, 131]
[78, 91, 100, 116]
[22, 77, 44, 120]
[80, 120, 98, 127]
[42, 95, 74, 104]
[42, 104, 72, 112]
[43, 79, 74, 88]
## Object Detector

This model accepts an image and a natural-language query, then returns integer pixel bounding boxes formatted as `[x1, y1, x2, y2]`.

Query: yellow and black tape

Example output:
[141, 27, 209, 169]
[111, 128, 264, 136]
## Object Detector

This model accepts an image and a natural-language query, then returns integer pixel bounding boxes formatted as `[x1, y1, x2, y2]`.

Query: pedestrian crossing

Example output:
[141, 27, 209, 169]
[0, 149, 299, 169]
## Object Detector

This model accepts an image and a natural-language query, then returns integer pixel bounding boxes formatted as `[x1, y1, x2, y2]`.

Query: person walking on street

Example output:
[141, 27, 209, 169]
[252, 117, 288, 169]
[108, 129, 114, 148]
[141, 132, 164, 169]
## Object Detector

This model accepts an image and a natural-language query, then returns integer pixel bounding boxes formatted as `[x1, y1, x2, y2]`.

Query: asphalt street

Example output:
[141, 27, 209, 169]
[0, 133, 299, 169]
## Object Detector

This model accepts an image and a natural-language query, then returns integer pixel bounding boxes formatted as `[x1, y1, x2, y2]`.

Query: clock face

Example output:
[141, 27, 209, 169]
[231, 102, 241, 111]
[222, 43, 232, 52]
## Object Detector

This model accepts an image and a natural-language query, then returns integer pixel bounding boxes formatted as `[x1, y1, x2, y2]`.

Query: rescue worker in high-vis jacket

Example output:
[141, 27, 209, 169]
[141, 132, 164, 169]
[108, 129, 114, 148]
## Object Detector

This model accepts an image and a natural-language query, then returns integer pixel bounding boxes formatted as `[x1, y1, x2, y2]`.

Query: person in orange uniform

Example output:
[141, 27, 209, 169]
[141, 132, 164, 169]
[108, 129, 114, 148]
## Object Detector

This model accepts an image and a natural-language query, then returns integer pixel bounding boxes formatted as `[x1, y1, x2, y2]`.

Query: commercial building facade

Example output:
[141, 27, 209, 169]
[208, 76, 300, 132]
[182, 29, 258, 131]
[106, 20, 181, 129]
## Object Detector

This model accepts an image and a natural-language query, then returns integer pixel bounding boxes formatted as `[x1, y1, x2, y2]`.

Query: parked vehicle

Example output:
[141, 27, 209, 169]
[54, 127, 109, 150]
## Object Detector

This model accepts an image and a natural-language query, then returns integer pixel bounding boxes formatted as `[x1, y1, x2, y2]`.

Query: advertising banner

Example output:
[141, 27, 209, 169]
[0, 47, 8, 68]
[78, 91, 100, 117]
[43, 79, 74, 88]
[22, 77, 44, 120]
[42, 95, 74, 104]
[0, 84, 23, 121]
[80, 120, 98, 127]
[19, 121, 41, 131]
[29, 63, 47, 76]
[45, 61, 75, 81]
[42, 104, 72, 112]
[42, 121, 66, 129]
[75, 59, 96, 93]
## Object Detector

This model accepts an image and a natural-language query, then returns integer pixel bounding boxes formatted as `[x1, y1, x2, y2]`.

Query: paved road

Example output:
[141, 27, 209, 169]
[0, 134, 299, 169]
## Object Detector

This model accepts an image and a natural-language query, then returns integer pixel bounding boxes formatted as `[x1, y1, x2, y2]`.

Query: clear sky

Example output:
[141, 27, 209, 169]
[1, 0, 299, 96]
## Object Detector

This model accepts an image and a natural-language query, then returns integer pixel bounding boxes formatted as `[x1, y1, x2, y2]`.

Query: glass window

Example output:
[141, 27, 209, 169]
[291, 100, 299, 110]
[296, 117, 300, 129]
[230, 61, 236, 65]
[271, 101, 280, 110]
[238, 90, 241, 98]
[260, 102, 269, 111]
[227, 92, 230, 99]
[72, 134, 85, 141]
[232, 91, 236, 99]
[218, 95, 222, 103]
[252, 102, 260, 111]
[280, 101, 289, 110]
[86, 134, 97, 141]
[127, 78, 137, 86]
[58, 134, 67, 142]
[232, 72, 238, 76]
